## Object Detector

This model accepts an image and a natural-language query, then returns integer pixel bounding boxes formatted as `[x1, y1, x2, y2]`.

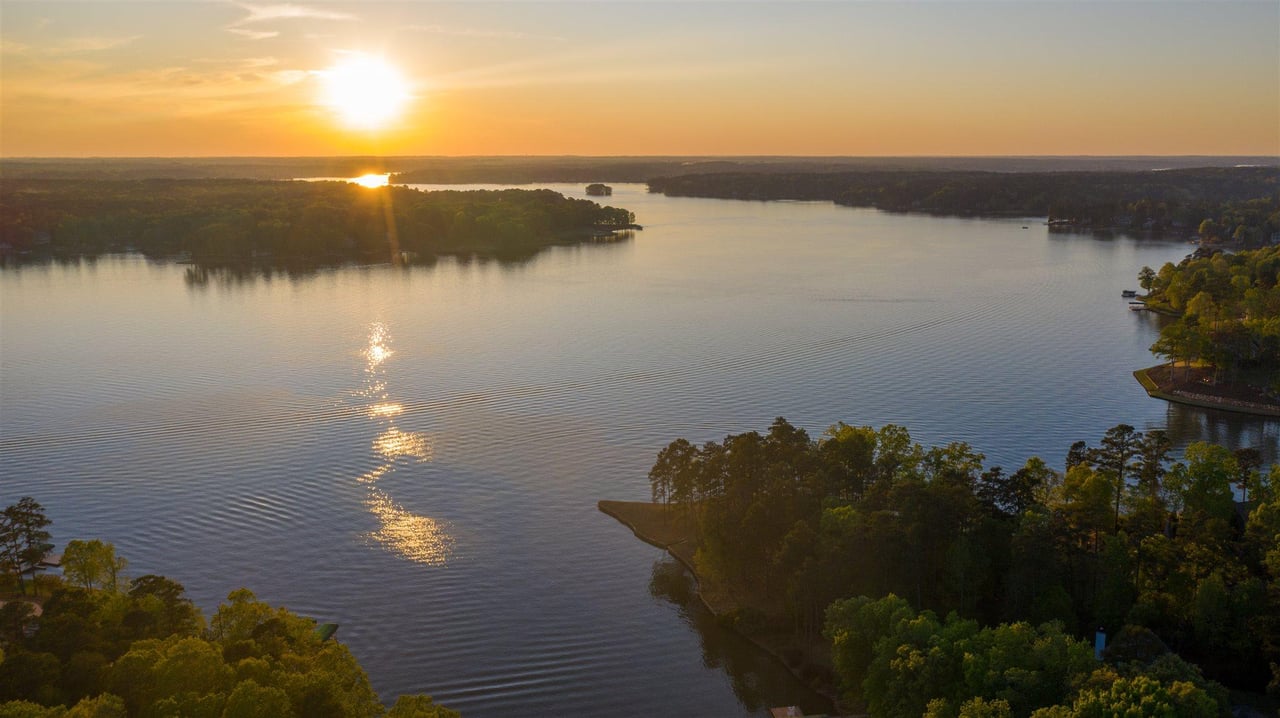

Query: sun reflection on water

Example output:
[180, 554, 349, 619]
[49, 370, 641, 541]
[365, 324, 393, 366]
[369, 402, 404, 418]
[364, 489, 453, 566]
[354, 322, 453, 566]
[351, 173, 390, 188]
[373, 427, 433, 461]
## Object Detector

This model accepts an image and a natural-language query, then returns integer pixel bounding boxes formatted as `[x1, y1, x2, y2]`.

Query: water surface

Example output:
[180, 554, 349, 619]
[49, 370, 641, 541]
[2, 183, 1275, 716]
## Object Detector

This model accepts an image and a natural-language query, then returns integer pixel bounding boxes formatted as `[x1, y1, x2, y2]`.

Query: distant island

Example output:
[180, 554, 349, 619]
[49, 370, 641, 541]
[585, 183, 612, 196]
[0, 179, 638, 270]
[604, 418, 1280, 716]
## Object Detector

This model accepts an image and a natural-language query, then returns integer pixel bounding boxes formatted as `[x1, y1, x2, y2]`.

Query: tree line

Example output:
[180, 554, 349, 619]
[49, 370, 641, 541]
[0, 180, 636, 269]
[647, 419, 1280, 714]
[1141, 245, 1280, 386]
[647, 167, 1279, 244]
[0, 498, 458, 718]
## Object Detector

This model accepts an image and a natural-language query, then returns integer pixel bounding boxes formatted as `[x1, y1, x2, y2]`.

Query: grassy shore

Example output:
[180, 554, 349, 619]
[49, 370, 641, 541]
[598, 500, 840, 707]
[1135, 364, 1280, 417]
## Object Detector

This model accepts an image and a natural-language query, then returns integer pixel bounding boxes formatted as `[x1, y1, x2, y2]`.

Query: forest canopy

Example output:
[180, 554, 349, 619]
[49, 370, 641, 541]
[1141, 246, 1280, 384]
[0, 499, 457, 718]
[644, 418, 1280, 714]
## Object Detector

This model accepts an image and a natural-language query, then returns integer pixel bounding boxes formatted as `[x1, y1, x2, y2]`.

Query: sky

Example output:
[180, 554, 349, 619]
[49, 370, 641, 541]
[1, 0, 1278, 157]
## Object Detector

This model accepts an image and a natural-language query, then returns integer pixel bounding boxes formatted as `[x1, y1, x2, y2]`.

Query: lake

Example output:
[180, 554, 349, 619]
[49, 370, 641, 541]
[2, 182, 1276, 716]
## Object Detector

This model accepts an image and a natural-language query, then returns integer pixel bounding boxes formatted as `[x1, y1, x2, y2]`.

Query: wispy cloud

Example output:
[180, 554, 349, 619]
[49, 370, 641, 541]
[226, 2, 356, 38]
[51, 35, 142, 54]
[0, 40, 31, 56]
[228, 28, 279, 40]
[408, 24, 563, 42]
[232, 3, 355, 25]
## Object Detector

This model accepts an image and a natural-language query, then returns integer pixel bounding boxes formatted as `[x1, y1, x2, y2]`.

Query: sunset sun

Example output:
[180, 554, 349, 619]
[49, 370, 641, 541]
[317, 53, 411, 130]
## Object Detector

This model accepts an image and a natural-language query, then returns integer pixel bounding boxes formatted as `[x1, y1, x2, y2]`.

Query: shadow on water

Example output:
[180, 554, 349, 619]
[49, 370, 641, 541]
[3, 232, 636, 288]
[1163, 402, 1280, 466]
[171, 236, 634, 288]
[648, 558, 835, 717]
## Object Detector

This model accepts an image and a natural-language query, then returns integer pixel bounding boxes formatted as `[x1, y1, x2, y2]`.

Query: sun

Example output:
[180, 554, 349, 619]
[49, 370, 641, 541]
[317, 53, 411, 130]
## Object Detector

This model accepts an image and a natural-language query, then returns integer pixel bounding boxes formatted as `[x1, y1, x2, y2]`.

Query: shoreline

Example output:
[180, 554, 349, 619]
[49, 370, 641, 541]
[1134, 364, 1280, 418]
[597, 500, 843, 713]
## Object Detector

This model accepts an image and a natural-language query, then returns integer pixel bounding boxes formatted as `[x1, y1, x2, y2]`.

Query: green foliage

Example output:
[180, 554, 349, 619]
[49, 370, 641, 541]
[61, 542, 127, 594]
[0, 536, 456, 717]
[0, 498, 52, 596]
[823, 594, 915, 704]
[1031, 675, 1218, 717]
[63, 694, 125, 718]
[385, 695, 462, 718]
[824, 594, 1100, 717]
[221, 680, 292, 718]
[647, 418, 1280, 702]
[1143, 245, 1280, 377]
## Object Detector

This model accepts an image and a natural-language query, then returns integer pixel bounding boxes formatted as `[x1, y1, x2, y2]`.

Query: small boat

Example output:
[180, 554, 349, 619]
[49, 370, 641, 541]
[1129, 302, 1146, 311]
[1121, 290, 1137, 297]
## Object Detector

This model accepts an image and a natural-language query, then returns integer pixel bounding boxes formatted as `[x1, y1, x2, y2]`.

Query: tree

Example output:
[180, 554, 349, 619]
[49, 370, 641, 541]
[1065, 441, 1091, 472]
[1095, 424, 1141, 532]
[127, 574, 202, 638]
[1138, 266, 1156, 291]
[0, 498, 52, 596]
[978, 458, 1051, 518]
[824, 594, 915, 704]
[1232, 448, 1263, 502]
[648, 438, 696, 511]
[61, 540, 127, 593]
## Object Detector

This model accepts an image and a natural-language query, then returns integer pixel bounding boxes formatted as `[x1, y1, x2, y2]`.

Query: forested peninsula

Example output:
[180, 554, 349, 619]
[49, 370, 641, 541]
[0, 498, 458, 717]
[606, 419, 1280, 717]
[1136, 246, 1280, 414]
[649, 167, 1279, 243]
[0, 180, 637, 269]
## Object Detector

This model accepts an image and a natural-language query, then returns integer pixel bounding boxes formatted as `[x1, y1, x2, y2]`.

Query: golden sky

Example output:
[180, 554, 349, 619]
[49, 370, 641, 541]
[2, 1, 1278, 157]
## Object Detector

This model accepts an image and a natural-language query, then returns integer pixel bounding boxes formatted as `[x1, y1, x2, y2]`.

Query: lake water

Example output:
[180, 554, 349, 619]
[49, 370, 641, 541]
[2, 183, 1276, 716]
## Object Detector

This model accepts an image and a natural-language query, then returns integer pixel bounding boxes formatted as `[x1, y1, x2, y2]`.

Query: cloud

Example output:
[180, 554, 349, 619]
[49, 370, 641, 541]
[232, 3, 356, 25]
[52, 36, 142, 53]
[228, 28, 280, 40]
[0, 40, 31, 56]
[225, 2, 356, 38]
[408, 24, 563, 42]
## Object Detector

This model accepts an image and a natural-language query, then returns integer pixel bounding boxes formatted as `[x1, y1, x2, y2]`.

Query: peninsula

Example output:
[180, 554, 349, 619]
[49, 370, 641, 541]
[605, 418, 1279, 716]
[1134, 245, 1280, 416]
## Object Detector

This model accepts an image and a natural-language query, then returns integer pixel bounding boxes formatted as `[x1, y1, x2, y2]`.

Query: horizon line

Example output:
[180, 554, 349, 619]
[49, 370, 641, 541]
[4, 154, 1279, 161]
